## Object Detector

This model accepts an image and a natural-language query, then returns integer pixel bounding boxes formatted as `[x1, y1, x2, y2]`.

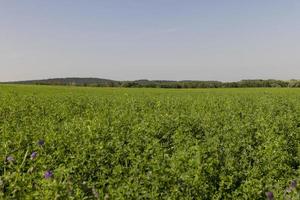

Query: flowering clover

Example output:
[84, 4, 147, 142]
[37, 140, 45, 146]
[44, 171, 53, 179]
[266, 191, 274, 200]
[290, 180, 297, 189]
[30, 152, 37, 160]
[6, 156, 14, 162]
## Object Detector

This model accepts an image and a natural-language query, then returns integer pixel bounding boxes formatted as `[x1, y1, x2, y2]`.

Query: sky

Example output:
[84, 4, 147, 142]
[1, 0, 300, 82]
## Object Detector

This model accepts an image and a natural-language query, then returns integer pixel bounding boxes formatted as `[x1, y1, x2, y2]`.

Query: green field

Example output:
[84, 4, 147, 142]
[1, 85, 300, 199]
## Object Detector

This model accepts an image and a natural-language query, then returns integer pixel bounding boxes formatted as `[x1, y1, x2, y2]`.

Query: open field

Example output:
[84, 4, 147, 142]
[1, 85, 300, 199]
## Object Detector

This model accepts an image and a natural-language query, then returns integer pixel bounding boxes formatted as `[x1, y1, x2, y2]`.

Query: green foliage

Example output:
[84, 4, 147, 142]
[1, 85, 300, 199]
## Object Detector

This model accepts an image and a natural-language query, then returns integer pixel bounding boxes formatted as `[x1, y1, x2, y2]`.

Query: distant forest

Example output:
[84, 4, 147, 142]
[3, 78, 300, 88]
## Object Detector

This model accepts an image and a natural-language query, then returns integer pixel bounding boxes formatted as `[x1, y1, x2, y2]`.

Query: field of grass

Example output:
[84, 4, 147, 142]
[1, 85, 300, 199]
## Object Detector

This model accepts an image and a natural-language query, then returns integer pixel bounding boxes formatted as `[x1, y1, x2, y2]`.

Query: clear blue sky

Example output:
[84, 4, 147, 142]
[1, 0, 300, 81]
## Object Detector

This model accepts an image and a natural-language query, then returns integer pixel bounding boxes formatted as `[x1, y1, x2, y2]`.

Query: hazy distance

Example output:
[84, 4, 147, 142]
[1, 1, 300, 82]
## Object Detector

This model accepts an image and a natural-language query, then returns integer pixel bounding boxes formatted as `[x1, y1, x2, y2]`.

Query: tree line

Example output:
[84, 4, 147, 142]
[5, 78, 300, 88]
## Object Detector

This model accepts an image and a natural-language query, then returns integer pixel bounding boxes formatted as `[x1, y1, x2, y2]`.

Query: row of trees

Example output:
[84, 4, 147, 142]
[9, 78, 300, 88]
[120, 79, 300, 88]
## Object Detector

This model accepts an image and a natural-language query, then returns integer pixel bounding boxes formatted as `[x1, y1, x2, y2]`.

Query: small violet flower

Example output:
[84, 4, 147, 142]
[266, 191, 274, 200]
[30, 152, 37, 160]
[44, 171, 53, 179]
[6, 156, 14, 162]
[37, 139, 45, 146]
[290, 180, 297, 189]
[286, 180, 297, 193]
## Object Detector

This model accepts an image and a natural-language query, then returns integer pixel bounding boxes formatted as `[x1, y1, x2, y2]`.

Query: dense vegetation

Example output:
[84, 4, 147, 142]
[4, 77, 300, 88]
[1, 85, 300, 199]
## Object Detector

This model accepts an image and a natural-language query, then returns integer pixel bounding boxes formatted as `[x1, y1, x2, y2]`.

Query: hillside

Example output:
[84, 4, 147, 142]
[4, 77, 120, 87]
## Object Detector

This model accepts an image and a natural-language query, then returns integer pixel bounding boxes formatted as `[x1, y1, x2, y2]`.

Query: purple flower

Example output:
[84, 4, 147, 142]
[30, 152, 37, 160]
[291, 180, 297, 189]
[286, 180, 298, 193]
[266, 191, 274, 200]
[37, 140, 45, 146]
[6, 156, 14, 162]
[44, 171, 53, 179]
